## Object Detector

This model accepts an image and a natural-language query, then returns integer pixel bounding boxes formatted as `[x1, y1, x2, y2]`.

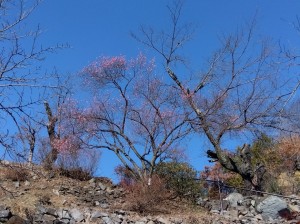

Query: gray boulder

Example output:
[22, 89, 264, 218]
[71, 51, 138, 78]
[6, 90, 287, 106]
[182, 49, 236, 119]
[0, 205, 12, 222]
[0, 206, 11, 218]
[224, 192, 243, 207]
[69, 208, 84, 222]
[256, 196, 288, 220]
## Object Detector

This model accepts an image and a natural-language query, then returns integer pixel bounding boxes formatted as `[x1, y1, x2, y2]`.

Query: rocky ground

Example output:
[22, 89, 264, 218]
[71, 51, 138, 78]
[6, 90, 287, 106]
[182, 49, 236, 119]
[0, 162, 299, 224]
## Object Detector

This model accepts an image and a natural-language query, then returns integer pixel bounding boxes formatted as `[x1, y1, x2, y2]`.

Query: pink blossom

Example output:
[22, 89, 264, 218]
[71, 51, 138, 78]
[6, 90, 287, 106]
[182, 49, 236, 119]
[82, 56, 126, 84]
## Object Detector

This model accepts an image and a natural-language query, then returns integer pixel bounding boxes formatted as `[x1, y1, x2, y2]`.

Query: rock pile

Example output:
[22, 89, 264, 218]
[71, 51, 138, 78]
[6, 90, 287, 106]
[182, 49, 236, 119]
[198, 192, 300, 224]
[0, 205, 194, 224]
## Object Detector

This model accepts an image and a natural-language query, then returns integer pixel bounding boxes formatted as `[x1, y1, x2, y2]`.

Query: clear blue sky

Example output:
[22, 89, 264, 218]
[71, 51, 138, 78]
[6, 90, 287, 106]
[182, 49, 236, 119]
[25, 0, 300, 180]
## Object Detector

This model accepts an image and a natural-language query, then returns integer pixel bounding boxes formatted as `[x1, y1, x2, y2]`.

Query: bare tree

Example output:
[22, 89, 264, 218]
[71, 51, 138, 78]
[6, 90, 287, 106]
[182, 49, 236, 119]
[134, 0, 300, 190]
[0, 0, 59, 153]
[14, 116, 39, 164]
[81, 54, 191, 181]
[42, 74, 73, 169]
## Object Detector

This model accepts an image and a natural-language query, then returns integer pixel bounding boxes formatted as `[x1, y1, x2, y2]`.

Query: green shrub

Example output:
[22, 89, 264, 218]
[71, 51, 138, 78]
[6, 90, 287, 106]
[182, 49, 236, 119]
[155, 162, 203, 202]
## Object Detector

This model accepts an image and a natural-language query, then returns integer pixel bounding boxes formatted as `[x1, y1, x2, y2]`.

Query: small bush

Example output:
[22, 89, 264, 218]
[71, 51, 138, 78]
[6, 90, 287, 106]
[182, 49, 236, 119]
[201, 163, 245, 198]
[3, 167, 29, 181]
[124, 175, 172, 214]
[58, 167, 92, 181]
[55, 146, 100, 181]
[155, 162, 203, 202]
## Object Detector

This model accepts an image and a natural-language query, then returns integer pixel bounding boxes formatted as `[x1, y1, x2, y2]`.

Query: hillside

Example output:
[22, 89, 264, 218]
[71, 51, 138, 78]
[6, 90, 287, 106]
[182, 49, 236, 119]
[0, 162, 213, 224]
[0, 161, 299, 224]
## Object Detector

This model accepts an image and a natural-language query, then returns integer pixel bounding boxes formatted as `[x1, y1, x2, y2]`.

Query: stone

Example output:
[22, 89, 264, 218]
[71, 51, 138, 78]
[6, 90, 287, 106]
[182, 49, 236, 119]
[42, 214, 56, 222]
[100, 203, 109, 208]
[0, 206, 11, 218]
[289, 194, 300, 205]
[89, 178, 95, 183]
[256, 196, 288, 220]
[237, 206, 248, 216]
[14, 181, 20, 188]
[99, 182, 107, 191]
[210, 209, 219, 214]
[102, 216, 113, 224]
[69, 208, 84, 222]
[89, 182, 96, 188]
[57, 209, 71, 219]
[289, 203, 300, 212]
[224, 192, 243, 207]
[44, 207, 58, 217]
[111, 215, 122, 223]
[157, 217, 171, 223]
[53, 189, 60, 196]
[6, 215, 26, 224]
[24, 180, 30, 186]
[60, 218, 70, 223]
[91, 211, 108, 221]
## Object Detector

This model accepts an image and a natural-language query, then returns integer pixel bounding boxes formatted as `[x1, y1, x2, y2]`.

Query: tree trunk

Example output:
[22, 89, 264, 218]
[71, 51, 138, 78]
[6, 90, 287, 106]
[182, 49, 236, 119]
[207, 144, 266, 191]
[27, 127, 36, 165]
[43, 101, 59, 170]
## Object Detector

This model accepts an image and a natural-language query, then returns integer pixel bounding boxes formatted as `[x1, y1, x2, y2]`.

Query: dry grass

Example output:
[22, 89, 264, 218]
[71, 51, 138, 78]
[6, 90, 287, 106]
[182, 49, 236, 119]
[0, 163, 213, 222]
[3, 167, 29, 182]
[0, 163, 88, 218]
[122, 175, 173, 214]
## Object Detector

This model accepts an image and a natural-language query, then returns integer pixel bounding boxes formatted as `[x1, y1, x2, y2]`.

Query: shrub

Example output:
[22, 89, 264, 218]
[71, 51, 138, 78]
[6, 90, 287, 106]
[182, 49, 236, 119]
[201, 163, 244, 198]
[250, 134, 300, 194]
[123, 175, 172, 214]
[55, 147, 100, 181]
[58, 167, 92, 181]
[155, 162, 203, 202]
[3, 167, 29, 181]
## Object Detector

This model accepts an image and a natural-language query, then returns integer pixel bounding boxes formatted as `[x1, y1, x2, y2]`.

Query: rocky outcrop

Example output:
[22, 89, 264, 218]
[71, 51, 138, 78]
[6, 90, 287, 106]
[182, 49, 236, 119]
[224, 192, 243, 207]
[0, 205, 197, 224]
[197, 193, 300, 224]
[256, 196, 288, 220]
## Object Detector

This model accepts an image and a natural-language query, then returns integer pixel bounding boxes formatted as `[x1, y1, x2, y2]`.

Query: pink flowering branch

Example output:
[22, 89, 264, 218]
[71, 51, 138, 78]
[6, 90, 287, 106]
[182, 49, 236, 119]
[81, 54, 191, 180]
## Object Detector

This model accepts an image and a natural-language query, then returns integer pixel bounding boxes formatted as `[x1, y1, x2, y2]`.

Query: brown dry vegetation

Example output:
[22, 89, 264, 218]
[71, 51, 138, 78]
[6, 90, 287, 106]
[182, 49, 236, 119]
[0, 162, 212, 223]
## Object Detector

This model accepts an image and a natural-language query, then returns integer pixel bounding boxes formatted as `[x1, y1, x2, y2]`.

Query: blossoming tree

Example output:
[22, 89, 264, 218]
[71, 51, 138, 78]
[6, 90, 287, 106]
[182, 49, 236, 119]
[81, 54, 191, 180]
[43, 97, 99, 173]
